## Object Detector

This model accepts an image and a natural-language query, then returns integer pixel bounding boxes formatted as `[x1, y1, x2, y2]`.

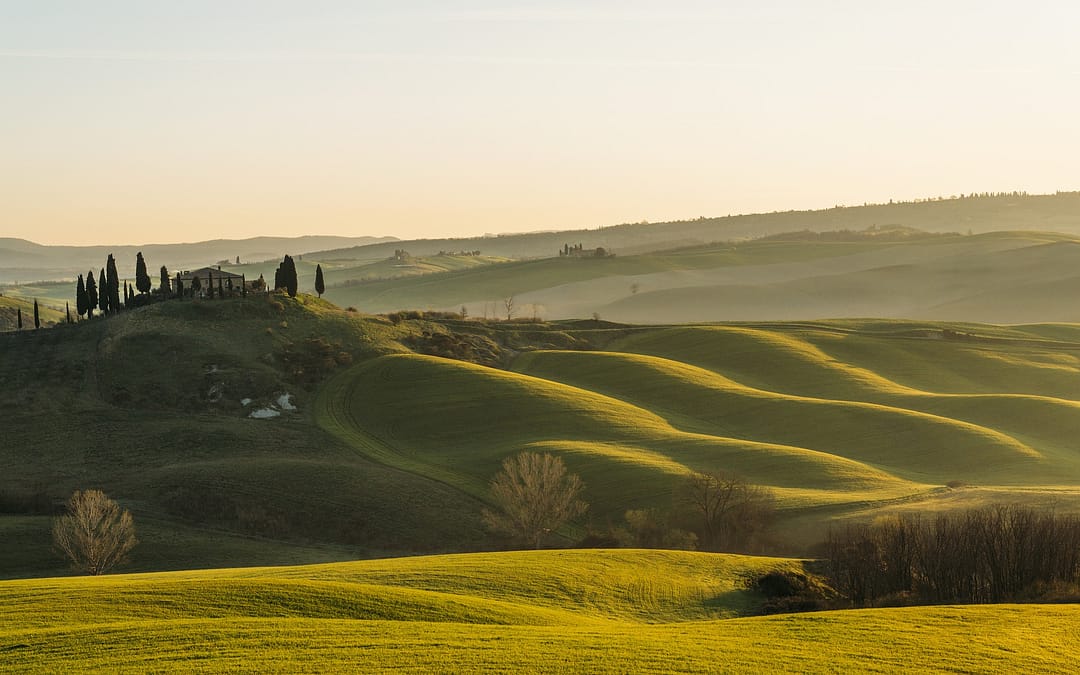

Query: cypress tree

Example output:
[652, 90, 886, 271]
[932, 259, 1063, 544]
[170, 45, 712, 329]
[191, 275, 202, 297]
[284, 255, 298, 298]
[86, 271, 98, 319]
[241, 274, 247, 298]
[106, 255, 120, 313]
[98, 269, 108, 315]
[160, 266, 171, 295]
[33, 299, 40, 329]
[135, 252, 151, 294]
[175, 273, 183, 300]
[218, 277, 223, 299]
[273, 264, 283, 291]
[16, 307, 21, 330]
[76, 275, 88, 318]
[66, 301, 71, 324]
[208, 271, 215, 299]
[314, 264, 325, 297]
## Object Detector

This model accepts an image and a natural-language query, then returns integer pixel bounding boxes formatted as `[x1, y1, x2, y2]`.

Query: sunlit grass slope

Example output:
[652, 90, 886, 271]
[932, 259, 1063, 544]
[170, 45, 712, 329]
[612, 324, 1080, 472]
[317, 353, 920, 515]
[2, 551, 1078, 673]
[318, 317, 1080, 537]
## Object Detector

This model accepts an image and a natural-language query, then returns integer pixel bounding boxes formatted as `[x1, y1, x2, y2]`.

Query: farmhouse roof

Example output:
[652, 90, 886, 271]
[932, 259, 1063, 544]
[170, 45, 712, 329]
[178, 266, 244, 281]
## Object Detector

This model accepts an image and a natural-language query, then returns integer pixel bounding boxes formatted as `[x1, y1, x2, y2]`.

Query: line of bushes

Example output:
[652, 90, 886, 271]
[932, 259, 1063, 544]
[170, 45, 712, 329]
[824, 505, 1080, 606]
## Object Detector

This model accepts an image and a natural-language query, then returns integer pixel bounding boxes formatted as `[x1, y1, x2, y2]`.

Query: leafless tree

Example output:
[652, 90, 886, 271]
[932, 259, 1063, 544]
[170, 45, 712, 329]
[503, 296, 515, 321]
[677, 471, 775, 552]
[483, 452, 587, 549]
[52, 489, 138, 575]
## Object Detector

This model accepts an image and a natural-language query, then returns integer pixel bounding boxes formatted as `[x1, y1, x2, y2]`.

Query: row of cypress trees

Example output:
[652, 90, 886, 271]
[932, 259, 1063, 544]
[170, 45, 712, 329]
[12, 301, 41, 330]
[71, 252, 323, 321]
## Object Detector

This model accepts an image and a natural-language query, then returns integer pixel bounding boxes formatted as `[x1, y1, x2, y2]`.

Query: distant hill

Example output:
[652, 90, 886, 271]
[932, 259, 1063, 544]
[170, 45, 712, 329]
[307, 191, 1080, 263]
[317, 230, 1080, 324]
[0, 235, 396, 285]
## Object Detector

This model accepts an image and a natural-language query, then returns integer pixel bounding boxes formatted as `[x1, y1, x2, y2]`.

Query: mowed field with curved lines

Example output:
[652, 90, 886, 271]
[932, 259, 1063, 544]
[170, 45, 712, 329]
[318, 319, 1080, 545]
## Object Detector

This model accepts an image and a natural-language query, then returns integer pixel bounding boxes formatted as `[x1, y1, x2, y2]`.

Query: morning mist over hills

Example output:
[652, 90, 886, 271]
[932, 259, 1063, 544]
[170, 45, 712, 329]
[7, 191, 1080, 327]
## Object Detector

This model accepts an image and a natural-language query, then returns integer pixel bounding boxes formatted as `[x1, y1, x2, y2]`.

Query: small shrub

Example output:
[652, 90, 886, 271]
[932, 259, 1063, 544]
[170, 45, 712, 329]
[750, 569, 834, 615]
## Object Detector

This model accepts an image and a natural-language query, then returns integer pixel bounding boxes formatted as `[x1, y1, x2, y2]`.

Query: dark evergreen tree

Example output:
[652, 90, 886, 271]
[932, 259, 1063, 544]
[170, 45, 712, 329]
[33, 299, 40, 329]
[66, 301, 72, 324]
[98, 269, 108, 314]
[314, 264, 325, 297]
[106, 255, 120, 313]
[86, 271, 98, 319]
[191, 274, 202, 296]
[135, 252, 151, 294]
[76, 275, 88, 318]
[241, 274, 247, 298]
[274, 264, 283, 291]
[283, 255, 298, 298]
[176, 278, 185, 300]
[218, 277, 223, 299]
[16, 307, 21, 330]
[160, 266, 171, 295]
[207, 271, 215, 299]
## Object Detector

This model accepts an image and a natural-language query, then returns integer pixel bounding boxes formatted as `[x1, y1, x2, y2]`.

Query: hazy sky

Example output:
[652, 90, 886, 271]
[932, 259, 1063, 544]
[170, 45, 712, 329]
[3, 1, 1079, 245]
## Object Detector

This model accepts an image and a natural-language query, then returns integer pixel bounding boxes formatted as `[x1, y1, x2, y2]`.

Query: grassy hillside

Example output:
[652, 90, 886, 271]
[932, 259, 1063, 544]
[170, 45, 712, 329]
[3, 295, 1080, 577]
[0, 296, 492, 578]
[1, 550, 1077, 672]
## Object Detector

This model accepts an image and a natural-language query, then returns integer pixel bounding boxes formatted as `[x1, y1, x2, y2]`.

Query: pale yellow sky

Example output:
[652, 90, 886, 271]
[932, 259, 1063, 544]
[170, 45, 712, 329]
[3, 2, 1079, 245]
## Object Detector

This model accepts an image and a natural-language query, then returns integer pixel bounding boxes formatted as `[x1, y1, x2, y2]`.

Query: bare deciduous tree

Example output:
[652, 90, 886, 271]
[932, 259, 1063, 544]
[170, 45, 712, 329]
[52, 489, 138, 575]
[483, 452, 587, 549]
[503, 296, 515, 321]
[677, 471, 775, 552]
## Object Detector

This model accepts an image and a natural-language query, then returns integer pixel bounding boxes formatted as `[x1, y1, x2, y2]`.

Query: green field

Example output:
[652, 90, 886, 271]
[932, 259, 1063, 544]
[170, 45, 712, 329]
[1, 550, 1076, 673]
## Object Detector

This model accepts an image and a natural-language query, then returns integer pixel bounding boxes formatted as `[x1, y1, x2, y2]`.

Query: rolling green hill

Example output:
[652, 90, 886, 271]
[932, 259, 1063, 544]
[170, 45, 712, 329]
[3, 295, 1080, 578]
[1, 550, 1077, 673]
